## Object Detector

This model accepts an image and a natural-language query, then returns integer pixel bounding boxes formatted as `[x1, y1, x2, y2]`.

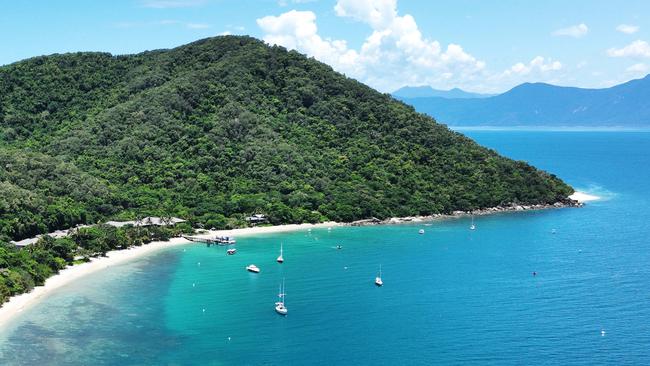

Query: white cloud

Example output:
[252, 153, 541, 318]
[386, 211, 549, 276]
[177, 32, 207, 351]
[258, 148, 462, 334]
[257, 0, 487, 92]
[257, 10, 362, 76]
[474, 56, 564, 91]
[141, 0, 206, 8]
[626, 63, 649, 73]
[552, 23, 589, 38]
[616, 24, 639, 34]
[499, 56, 562, 77]
[334, 0, 397, 29]
[607, 40, 650, 58]
[218, 31, 232, 36]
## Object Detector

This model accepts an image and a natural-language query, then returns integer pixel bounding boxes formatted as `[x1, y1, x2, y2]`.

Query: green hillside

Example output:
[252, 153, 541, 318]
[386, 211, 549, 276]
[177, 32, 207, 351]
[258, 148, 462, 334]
[0, 36, 574, 242]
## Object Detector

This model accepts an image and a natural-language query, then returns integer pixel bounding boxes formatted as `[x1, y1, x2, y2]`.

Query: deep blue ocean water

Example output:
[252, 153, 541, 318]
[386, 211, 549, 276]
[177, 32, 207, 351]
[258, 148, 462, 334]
[1, 131, 649, 365]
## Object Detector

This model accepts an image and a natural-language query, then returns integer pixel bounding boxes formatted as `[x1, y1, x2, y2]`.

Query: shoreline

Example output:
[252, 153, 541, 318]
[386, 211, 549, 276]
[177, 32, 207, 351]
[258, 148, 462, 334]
[0, 196, 589, 329]
[349, 199, 583, 226]
[0, 222, 338, 330]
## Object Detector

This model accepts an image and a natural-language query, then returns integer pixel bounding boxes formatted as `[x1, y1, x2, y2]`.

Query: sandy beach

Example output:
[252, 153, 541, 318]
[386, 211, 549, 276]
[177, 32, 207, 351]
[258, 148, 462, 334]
[0, 222, 338, 329]
[1, 195, 591, 329]
[193, 221, 340, 239]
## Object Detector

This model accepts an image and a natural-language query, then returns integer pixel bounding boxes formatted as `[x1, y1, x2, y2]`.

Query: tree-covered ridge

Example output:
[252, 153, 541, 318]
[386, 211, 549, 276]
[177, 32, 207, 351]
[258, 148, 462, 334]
[0, 36, 573, 242]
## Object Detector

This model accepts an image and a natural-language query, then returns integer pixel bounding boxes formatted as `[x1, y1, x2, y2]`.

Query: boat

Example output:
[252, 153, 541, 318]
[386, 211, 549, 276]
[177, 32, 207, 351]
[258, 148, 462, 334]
[470, 215, 476, 230]
[246, 264, 260, 273]
[217, 236, 236, 245]
[375, 264, 383, 286]
[419, 229, 425, 234]
[227, 247, 237, 255]
[275, 279, 288, 315]
[277, 243, 284, 263]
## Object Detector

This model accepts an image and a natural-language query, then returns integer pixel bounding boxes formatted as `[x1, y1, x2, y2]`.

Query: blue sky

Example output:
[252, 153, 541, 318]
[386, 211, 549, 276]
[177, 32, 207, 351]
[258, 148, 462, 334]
[1, 0, 649, 93]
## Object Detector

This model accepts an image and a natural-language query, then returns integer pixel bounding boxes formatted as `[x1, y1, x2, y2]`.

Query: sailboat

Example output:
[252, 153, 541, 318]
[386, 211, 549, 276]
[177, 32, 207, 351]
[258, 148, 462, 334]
[375, 265, 383, 286]
[277, 243, 284, 263]
[470, 215, 476, 230]
[275, 279, 288, 315]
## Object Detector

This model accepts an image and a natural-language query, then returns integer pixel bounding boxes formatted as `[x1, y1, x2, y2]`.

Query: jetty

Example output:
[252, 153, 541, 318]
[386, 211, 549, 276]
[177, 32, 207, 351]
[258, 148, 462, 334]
[183, 235, 236, 246]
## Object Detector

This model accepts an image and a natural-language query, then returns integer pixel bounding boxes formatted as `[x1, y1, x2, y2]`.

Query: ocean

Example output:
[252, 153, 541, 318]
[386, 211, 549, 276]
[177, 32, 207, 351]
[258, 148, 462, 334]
[1, 131, 649, 365]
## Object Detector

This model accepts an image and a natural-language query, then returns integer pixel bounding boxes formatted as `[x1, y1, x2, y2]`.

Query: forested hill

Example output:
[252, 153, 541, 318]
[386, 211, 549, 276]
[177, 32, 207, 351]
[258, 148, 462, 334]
[0, 36, 573, 241]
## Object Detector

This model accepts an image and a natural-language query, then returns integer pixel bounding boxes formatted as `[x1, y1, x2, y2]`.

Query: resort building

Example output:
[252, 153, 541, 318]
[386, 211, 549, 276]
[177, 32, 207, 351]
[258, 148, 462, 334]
[246, 214, 268, 225]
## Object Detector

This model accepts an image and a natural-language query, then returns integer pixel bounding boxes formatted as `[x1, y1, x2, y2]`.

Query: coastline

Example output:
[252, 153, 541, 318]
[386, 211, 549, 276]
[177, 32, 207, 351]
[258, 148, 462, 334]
[0, 194, 591, 329]
[0, 222, 339, 330]
[349, 198, 584, 226]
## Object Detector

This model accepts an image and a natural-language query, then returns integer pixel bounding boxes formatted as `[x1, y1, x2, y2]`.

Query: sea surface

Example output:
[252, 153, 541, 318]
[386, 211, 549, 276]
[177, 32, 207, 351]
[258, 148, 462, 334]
[1, 131, 649, 365]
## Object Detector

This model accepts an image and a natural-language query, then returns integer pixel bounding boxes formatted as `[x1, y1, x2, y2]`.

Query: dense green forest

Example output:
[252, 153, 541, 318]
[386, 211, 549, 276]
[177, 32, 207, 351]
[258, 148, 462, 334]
[0, 35, 574, 244]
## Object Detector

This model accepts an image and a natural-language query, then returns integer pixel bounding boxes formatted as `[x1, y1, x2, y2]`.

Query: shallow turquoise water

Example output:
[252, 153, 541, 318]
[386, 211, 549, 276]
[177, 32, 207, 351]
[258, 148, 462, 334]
[1, 131, 649, 365]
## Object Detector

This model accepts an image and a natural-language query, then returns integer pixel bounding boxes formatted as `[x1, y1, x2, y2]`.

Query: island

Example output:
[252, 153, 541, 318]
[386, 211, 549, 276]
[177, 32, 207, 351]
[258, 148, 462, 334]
[1, 35, 575, 306]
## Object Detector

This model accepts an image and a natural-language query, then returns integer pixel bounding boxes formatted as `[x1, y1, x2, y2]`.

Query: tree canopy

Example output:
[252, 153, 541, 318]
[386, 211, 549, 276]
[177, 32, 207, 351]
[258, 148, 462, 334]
[0, 36, 573, 242]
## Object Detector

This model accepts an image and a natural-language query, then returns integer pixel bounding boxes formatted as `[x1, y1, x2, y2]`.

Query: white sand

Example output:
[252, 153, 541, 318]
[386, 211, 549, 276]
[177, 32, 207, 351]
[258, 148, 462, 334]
[569, 191, 601, 202]
[0, 222, 338, 329]
[195, 221, 340, 239]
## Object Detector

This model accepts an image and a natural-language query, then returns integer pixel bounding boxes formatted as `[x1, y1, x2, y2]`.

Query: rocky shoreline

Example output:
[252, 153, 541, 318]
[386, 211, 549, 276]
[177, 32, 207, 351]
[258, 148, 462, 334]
[348, 199, 583, 226]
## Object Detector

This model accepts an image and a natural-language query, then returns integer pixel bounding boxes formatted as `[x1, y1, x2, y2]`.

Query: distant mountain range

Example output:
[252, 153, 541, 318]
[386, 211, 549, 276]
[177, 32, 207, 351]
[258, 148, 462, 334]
[392, 86, 494, 99]
[395, 75, 650, 127]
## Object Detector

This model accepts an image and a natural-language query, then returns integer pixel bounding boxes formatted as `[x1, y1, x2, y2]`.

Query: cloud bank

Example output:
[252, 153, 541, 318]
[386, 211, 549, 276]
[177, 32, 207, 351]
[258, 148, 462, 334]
[257, 0, 564, 93]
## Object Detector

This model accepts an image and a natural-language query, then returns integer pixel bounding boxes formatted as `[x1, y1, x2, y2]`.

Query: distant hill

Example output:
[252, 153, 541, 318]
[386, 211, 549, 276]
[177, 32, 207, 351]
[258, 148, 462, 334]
[400, 75, 650, 127]
[392, 86, 494, 99]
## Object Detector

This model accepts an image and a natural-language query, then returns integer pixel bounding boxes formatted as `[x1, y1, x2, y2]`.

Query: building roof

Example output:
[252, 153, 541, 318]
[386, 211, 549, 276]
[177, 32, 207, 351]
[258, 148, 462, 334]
[105, 217, 186, 227]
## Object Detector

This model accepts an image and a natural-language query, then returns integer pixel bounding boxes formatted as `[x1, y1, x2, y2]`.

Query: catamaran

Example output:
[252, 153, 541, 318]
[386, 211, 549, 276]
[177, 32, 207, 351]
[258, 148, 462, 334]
[375, 264, 383, 286]
[275, 279, 288, 315]
[277, 243, 284, 263]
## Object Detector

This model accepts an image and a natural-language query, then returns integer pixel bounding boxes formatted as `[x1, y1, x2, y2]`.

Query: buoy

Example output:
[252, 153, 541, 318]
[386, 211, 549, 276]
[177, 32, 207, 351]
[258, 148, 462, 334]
[202, 308, 206, 313]
[192, 283, 195, 287]
[532, 271, 537, 276]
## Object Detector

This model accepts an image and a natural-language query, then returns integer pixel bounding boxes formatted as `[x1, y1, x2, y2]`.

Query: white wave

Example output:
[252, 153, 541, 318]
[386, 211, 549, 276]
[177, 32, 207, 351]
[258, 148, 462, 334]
[569, 191, 601, 202]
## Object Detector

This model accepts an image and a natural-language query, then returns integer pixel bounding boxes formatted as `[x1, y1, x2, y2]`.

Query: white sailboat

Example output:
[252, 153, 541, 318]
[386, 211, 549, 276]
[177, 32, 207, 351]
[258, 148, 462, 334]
[277, 243, 284, 263]
[375, 264, 383, 286]
[470, 215, 476, 230]
[275, 279, 288, 315]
